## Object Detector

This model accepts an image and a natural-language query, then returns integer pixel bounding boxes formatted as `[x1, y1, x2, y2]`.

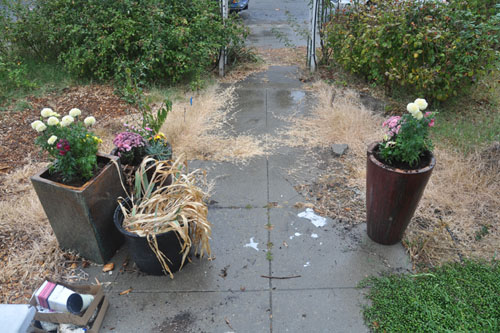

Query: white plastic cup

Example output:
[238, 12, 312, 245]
[66, 293, 94, 314]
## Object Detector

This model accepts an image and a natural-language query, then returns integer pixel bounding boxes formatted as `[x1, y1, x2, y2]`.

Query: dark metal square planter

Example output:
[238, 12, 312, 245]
[31, 153, 126, 264]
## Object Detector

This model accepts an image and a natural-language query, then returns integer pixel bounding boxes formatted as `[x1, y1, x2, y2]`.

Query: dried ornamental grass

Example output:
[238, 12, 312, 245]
[285, 82, 500, 267]
[118, 155, 212, 278]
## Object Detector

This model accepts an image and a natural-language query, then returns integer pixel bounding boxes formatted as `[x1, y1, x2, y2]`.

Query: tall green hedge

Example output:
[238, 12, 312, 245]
[1, 0, 246, 88]
[325, 0, 499, 101]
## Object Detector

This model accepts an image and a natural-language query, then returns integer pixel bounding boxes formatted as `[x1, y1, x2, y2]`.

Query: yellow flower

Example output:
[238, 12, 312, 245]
[61, 115, 74, 127]
[47, 116, 59, 126]
[406, 103, 419, 114]
[84, 116, 96, 127]
[69, 108, 82, 117]
[31, 120, 43, 130]
[47, 135, 57, 145]
[154, 132, 166, 141]
[35, 123, 47, 132]
[414, 98, 428, 111]
[41, 108, 53, 118]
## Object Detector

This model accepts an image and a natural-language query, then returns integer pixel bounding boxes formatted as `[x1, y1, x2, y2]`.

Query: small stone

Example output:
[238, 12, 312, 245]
[331, 144, 348, 157]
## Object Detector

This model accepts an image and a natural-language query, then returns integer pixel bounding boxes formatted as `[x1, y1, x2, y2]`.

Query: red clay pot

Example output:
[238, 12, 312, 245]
[366, 142, 436, 245]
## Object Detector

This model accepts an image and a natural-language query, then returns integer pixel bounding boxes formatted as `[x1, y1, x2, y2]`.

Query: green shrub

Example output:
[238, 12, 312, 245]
[325, 0, 499, 101]
[1, 0, 246, 92]
[0, 55, 36, 103]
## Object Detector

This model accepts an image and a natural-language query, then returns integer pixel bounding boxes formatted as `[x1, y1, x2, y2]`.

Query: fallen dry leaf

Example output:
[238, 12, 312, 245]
[102, 263, 114, 272]
[70, 263, 78, 269]
[119, 288, 132, 296]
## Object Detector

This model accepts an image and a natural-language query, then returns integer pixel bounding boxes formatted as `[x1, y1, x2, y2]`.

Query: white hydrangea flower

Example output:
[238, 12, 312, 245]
[41, 108, 53, 118]
[414, 98, 428, 111]
[84, 116, 96, 127]
[35, 123, 47, 132]
[412, 110, 424, 120]
[31, 120, 43, 130]
[69, 108, 82, 117]
[47, 116, 59, 126]
[61, 115, 74, 127]
[47, 135, 58, 145]
[407, 102, 419, 114]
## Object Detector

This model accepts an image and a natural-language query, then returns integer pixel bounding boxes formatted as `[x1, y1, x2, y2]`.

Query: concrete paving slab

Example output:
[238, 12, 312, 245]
[100, 290, 270, 332]
[269, 208, 411, 289]
[272, 288, 369, 332]
[111, 208, 270, 292]
[189, 159, 268, 208]
[235, 66, 304, 90]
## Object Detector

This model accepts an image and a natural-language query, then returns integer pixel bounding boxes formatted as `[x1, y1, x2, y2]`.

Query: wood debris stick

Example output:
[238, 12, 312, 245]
[119, 288, 133, 296]
[224, 317, 234, 330]
[261, 274, 302, 280]
[102, 263, 114, 272]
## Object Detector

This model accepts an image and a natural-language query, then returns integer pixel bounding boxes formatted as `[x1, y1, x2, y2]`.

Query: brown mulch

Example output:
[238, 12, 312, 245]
[0, 85, 136, 303]
[0, 85, 134, 173]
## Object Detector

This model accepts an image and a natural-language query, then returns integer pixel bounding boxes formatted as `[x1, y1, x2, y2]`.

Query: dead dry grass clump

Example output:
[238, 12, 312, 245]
[0, 163, 73, 304]
[108, 85, 266, 163]
[287, 81, 500, 267]
[163, 85, 266, 162]
[285, 82, 383, 160]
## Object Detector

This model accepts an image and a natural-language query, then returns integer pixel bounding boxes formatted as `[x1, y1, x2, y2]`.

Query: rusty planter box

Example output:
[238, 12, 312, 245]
[31, 153, 126, 264]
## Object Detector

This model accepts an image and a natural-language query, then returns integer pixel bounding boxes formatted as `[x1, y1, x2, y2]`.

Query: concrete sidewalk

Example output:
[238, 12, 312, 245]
[86, 66, 412, 332]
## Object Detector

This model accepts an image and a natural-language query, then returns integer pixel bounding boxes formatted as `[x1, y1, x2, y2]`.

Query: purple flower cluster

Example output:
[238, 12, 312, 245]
[383, 116, 401, 137]
[113, 132, 146, 152]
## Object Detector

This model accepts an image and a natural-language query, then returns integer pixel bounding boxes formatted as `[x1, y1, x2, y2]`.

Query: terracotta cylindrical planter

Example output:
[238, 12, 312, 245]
[31, 153, 126, 264]
[366, 142, 436, 245]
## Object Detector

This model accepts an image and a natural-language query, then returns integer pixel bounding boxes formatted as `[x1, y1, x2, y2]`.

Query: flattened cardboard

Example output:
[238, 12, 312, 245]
[29, 296, 109, 333]
[29, 279, 103, 326]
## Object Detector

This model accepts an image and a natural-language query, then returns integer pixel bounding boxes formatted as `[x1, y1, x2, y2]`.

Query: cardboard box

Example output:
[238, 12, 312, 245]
[29, 296, 109, 333]
[29, 279, 104, 326]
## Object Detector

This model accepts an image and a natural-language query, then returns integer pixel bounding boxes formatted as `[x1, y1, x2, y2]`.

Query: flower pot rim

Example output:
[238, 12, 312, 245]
[30, 153, 120, 192]
[367, 141, 436, 175]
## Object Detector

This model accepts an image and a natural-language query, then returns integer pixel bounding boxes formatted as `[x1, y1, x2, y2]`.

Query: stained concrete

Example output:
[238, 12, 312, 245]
[92, 65, 411, 332]
[84, 1, 412, 331]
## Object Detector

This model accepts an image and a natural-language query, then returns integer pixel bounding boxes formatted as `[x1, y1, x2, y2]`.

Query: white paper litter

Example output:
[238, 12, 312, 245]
[289, 232, 302, 240]
[298, 208, 327, 227]
[304, 262, 310, 267]
[244, 237, 259, 251]
[311, 233, 319, 238]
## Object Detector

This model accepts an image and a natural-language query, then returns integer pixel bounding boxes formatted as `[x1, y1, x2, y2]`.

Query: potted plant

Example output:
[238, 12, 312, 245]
[30, 108, 125, 264]
[111, 99, 173, 192]
[366, 98, 437, 245]
[113, 155, 212, 277]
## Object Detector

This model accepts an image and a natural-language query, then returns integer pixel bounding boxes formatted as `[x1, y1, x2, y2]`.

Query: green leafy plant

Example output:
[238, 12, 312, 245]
[145, 135, 172, 161]
[324, 0, 500, 102]
[141, 99, 172, 135]
[1, 0, 247, 96]
[31, 107, 101, 182]
[360, 260, 500, 332]
[378, 98, 436, 168]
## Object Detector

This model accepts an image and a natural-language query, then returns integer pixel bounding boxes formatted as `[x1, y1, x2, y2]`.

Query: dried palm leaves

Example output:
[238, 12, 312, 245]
[117, 154, 212, 278]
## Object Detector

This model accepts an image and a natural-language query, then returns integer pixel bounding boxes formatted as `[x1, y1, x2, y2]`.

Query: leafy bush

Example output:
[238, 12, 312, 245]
[0, 55, 36, 102]
[325, 0, 500, 101]
[1, 0, 246, 92]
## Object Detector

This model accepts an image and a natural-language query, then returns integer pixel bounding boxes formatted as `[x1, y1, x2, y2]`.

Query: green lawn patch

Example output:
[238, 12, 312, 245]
[360, 260, 500, 332]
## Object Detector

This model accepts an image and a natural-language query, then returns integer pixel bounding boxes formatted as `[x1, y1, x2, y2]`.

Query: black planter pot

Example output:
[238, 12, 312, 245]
[113, 200, 185, 275]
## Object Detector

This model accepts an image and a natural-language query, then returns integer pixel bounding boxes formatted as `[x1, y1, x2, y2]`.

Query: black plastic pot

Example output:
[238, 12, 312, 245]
[113, 199, 185, 275]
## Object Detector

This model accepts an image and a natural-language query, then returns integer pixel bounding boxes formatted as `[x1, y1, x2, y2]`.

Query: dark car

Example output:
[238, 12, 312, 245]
[229, 0, 249, 12]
